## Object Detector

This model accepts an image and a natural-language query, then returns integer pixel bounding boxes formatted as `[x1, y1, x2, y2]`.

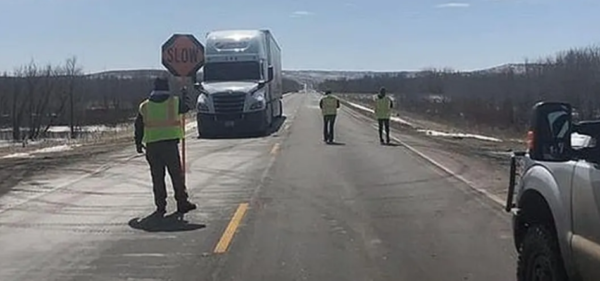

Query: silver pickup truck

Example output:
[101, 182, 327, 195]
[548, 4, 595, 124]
[506, 101, 600, 281]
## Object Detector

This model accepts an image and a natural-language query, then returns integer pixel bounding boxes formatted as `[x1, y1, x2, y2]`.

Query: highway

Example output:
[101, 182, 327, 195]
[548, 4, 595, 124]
[0, 92, 516, 281]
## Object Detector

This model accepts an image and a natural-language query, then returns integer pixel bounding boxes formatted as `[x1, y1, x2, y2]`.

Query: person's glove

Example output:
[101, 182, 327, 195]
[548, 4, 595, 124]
[136, 143, 145, 154]
[180, 86, 193, 108]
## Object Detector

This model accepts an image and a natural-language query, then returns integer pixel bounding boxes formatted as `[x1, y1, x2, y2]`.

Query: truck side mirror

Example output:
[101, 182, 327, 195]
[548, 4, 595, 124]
[529, 101, 573, 162]
[267, 66, 274, 82]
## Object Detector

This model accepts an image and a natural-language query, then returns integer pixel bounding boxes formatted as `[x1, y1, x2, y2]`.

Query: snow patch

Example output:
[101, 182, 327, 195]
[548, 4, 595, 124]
[185, 121, 197, 131]
[2, 153, 33, 159]
[345, 100, 503, 143]
[34, 144, 80, 153]
[1, 144, 81, 159]
[418, 129, 503, 142]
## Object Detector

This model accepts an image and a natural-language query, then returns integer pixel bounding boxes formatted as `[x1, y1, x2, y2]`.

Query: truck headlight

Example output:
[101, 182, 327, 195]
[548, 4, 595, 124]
[250, 100, 265, 110]
[249, 92, 265, 110]
[197, 95, 210, 112]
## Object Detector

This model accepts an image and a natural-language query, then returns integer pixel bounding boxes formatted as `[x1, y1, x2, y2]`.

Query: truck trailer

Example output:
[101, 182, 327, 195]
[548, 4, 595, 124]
[195, 29, 283, 137]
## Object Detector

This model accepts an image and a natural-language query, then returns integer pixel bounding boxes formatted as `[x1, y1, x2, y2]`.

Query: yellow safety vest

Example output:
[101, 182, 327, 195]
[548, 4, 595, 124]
[374, 95, 392, 119]
[139, 96, 183, 144]
[320, 95, 339, 116]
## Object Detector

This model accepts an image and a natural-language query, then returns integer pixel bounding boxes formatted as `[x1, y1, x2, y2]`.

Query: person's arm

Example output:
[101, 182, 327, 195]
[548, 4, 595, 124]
[134, 113, 144, 148]
[336, 99, 340, 108]
[390, 99, 394, 109]
[178, 89, 191, 114]
[319, 99, 323, 109]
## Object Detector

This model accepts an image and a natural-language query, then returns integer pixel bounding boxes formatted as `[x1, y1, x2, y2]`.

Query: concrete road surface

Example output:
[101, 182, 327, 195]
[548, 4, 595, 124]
[0, 92, 517, 281]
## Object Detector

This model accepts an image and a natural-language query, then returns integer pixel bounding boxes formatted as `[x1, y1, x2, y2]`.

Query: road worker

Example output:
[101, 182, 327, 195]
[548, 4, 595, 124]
[134, 77, 197, 215]
[374, 87, 393, 144]
[319, 90, 340, 143]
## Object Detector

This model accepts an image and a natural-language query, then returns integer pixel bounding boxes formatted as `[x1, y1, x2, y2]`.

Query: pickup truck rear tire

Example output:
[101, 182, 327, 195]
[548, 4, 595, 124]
[517, 225, 568, 281]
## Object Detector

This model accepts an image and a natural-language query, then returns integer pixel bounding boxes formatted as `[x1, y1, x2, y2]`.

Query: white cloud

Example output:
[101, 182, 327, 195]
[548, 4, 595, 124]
[290, 11, 315, 17]
[435, 2, 471, 8]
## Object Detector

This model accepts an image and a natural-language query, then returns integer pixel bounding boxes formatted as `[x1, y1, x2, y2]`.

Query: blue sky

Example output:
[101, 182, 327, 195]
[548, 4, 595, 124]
[1, 0, 598, 73]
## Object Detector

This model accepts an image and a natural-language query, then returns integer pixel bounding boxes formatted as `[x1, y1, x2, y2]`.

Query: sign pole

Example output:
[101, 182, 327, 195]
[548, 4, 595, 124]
[160, 33, 205, 187]
[180, 77, 187, 184]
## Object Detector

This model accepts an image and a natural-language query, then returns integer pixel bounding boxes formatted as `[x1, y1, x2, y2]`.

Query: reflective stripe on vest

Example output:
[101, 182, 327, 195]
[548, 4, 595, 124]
[139, 97, 183, 144]
[375, 96, 392, 119]
[321, 96, 338, 116]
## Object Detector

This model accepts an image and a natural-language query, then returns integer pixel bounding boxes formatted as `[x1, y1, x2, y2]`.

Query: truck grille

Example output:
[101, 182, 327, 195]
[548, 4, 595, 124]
[213, 92, 246, 114]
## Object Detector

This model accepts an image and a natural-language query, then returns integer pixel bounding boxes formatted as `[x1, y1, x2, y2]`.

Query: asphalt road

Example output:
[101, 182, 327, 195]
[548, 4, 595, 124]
[0, 92, 517, 281]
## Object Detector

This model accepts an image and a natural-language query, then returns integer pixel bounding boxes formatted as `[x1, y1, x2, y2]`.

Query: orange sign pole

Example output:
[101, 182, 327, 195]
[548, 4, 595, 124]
[161, 33, 205, 186]
[180, 77, 187, 183]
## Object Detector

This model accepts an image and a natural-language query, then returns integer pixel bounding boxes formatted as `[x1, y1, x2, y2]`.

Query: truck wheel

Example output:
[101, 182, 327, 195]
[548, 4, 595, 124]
[517, 225, 568, 281]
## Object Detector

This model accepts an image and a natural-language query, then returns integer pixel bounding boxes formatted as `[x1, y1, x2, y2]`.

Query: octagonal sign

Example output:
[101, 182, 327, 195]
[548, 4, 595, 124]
[161, 34, 205, 77]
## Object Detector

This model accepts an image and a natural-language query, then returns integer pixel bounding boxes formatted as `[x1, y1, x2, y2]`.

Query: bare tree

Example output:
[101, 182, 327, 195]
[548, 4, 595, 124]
[318, 45, 600, 136]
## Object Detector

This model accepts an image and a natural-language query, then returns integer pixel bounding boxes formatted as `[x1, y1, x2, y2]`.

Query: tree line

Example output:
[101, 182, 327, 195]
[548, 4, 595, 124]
[318, 45, 600, 135]
[0, 57, 303, 141]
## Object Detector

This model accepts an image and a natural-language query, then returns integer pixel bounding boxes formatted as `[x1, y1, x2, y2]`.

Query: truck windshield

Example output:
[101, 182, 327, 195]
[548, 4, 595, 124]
[203, 61, 261, 82]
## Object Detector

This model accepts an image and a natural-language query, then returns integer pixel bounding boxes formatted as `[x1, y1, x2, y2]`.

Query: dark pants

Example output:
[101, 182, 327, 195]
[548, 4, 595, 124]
[145, 140, 190, 210]
[378, 118, 390, 143]
[323, 115, 336, 142]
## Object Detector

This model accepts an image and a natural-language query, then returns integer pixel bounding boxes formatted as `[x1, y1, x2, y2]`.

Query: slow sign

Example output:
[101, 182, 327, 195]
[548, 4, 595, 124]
[161, 34, 205, 77]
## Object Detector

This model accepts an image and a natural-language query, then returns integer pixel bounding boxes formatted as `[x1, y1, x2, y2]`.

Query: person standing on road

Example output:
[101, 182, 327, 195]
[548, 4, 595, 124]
[134, 77, 197, 215]
[374, 87, 393, 144]
[319, 90, 340, 143]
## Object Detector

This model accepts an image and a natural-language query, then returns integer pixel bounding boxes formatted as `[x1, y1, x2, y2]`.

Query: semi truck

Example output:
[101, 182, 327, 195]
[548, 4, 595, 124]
[195, 29, 283, 137]
[506, 101, 600, 281]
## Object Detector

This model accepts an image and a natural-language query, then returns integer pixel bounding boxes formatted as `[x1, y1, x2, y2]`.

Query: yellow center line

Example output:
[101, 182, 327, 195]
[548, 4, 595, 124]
[270, 143, 280, 155]
[214, 203, 249, 254]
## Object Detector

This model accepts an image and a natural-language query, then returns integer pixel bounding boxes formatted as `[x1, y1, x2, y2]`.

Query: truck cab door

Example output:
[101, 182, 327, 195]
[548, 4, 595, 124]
[571, 129, 600, 280]
[526, 102, 580, 278]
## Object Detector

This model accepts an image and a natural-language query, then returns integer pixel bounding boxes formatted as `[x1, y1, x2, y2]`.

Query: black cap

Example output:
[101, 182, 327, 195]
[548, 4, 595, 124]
[325, 90, 332, 95]
[153, 77, 170, 91]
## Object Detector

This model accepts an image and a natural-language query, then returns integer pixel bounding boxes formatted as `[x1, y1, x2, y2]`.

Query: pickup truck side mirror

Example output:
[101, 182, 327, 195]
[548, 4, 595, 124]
[529, 101, 573, 162]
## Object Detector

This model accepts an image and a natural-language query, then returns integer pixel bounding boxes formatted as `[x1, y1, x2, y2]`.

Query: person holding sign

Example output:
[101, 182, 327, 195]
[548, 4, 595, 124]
[134, 77, 196, 215]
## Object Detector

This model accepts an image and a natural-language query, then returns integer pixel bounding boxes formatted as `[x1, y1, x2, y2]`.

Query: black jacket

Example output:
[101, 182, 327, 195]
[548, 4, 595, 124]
[134, 90, 191, 147]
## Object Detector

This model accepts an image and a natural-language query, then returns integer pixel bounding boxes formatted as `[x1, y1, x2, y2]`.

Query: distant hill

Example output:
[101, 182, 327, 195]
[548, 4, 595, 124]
[86, 63, 533, 86]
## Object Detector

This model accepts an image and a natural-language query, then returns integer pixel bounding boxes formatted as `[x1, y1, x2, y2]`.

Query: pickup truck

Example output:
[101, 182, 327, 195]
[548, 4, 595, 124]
[506, 101, 600, 281]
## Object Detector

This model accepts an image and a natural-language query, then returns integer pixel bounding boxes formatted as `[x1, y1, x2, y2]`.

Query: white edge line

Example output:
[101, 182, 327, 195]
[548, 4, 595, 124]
[392, 134, 505, 207]
[343, 99, 506, 207]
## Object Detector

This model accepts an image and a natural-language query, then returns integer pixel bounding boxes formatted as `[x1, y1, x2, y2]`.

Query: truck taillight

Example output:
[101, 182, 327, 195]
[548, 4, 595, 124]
[526, 130, 534, 150]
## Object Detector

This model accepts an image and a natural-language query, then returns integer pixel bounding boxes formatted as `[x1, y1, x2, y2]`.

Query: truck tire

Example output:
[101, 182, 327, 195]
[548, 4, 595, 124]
[517, 225, 568, 281]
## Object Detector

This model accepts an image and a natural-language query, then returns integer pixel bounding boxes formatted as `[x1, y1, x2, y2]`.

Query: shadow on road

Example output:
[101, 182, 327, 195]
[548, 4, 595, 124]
[128, 211, 206, 233]
[198, 116, 287, 140]
[382, 143, 400, 147]
[326, 141, 346, 146]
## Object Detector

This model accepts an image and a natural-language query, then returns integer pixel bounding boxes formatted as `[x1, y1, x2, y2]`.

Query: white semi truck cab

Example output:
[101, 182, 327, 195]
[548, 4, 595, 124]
[195, 29, 283, 137]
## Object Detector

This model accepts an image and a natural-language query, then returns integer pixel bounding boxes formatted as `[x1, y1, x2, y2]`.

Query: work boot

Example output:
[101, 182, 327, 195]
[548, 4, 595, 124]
[152, 206, 166, 217]
[177, 201, 197, 214]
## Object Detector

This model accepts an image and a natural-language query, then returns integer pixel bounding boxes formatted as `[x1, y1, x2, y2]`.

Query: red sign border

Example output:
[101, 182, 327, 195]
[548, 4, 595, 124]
[161, 34, 205, 77]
